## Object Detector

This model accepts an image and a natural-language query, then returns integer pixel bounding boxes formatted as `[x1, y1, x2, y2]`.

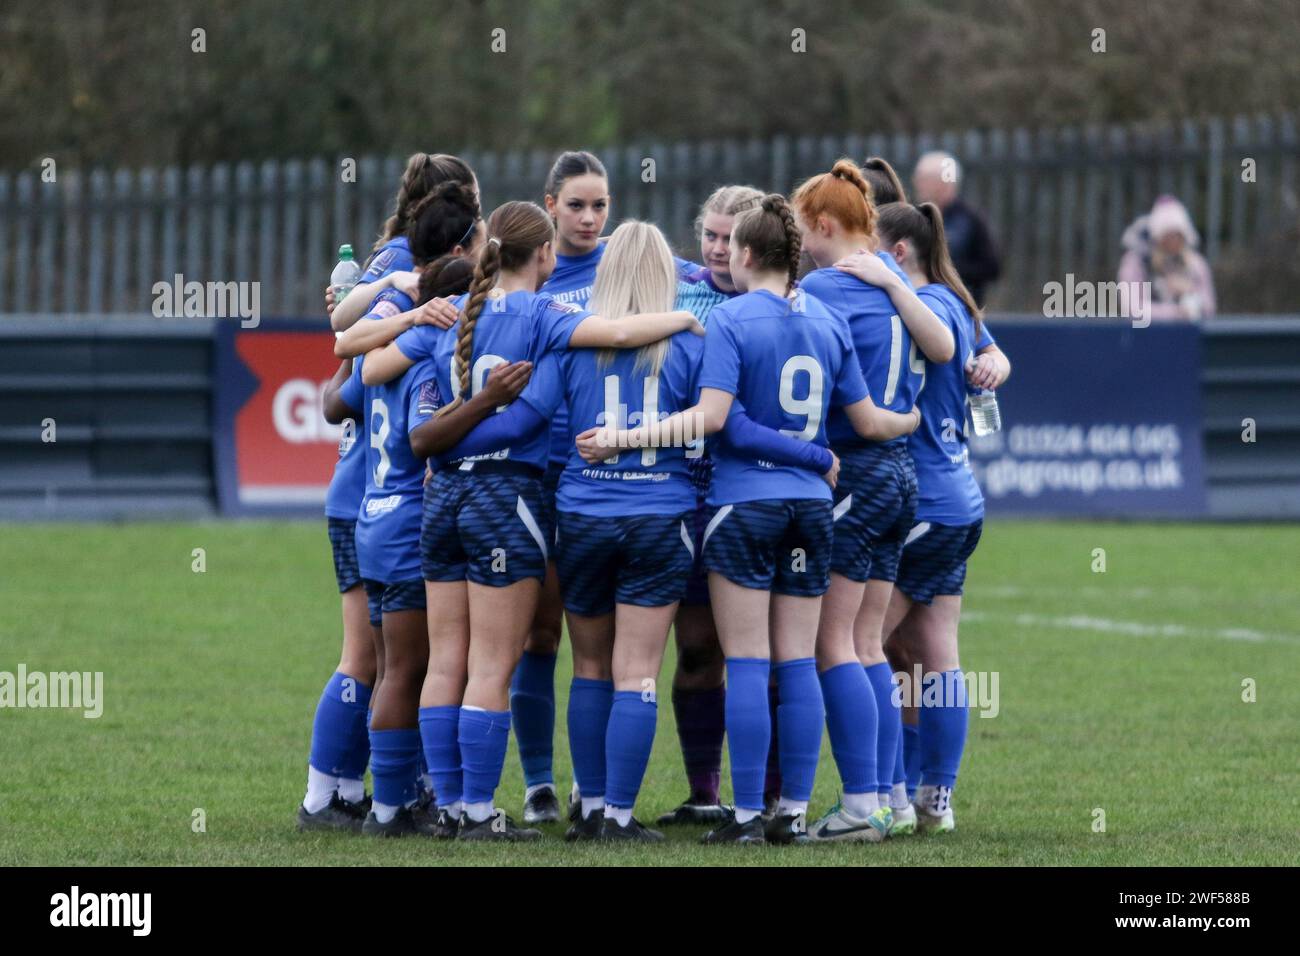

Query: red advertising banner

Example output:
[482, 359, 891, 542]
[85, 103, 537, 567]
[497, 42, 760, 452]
[213, 320, 346, 513]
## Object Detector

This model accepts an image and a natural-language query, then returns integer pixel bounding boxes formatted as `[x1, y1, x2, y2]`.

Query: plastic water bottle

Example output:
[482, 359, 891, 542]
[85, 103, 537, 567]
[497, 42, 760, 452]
[968, 388, 1002, 436]
[331, 244, 361, 303]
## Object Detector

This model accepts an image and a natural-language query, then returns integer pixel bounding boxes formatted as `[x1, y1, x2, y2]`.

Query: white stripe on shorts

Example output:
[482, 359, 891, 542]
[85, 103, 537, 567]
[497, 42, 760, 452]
[903, 521, 932, 548]
[832, 494, 853, 522]
[516, 496, 549, 562]
[701, 504, 733, 550]
[680, 520, 695, 559]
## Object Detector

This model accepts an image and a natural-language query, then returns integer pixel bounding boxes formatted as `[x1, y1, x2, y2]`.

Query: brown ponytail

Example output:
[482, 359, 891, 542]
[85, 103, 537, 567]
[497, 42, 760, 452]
[861, 157, 907, 206]
[372, 152, 476, 256]
[436, 201, 554, 417]
[731, 193, 803, 293]
[876, 201, 982, 338]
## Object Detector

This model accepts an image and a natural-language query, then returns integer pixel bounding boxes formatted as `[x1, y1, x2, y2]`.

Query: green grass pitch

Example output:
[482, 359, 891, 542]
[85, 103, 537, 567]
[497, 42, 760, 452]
[1, 519, 1297, 866]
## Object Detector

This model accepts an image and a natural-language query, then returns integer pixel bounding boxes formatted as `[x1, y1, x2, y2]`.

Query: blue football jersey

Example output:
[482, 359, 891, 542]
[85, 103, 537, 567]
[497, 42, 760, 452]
[800, 265, 923, 448]
[542, 245, 603, 307]
[324, 287, 417, 520]
[394, 290, 592, 471]
[540, 245, 604, 466]
[697, 289, 869, 505]
[519, 329, 705, 517]
[359, 236, 414, 285]
[910, 284, 996, 524]
[343, 354, 439, 583]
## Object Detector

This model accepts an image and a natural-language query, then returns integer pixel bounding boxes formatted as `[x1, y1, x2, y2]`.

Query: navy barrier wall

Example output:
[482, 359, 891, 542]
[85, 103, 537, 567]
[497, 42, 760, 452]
[1, 316, 1298, 521]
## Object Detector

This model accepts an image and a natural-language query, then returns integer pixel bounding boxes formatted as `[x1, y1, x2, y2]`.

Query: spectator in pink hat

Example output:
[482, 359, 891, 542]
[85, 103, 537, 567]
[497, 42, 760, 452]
[1118, 196, 1216, 320]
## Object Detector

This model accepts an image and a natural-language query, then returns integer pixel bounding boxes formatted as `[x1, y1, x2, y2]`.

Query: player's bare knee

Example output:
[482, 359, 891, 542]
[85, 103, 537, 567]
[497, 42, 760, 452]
[524, 624, 561, 655]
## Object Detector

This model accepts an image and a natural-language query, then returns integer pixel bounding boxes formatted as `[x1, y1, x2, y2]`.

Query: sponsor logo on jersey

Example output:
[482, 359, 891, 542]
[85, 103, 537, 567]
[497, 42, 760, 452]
[548, 289, 589, 307]
[365, 494, 402, 517]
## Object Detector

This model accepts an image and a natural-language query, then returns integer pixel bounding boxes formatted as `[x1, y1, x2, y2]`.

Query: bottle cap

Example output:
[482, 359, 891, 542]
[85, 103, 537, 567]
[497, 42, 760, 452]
[338, 244, 354, 260]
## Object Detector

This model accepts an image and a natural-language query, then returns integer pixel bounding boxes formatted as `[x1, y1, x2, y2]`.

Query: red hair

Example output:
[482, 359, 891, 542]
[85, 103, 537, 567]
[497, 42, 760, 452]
[792, 158, 877, 238]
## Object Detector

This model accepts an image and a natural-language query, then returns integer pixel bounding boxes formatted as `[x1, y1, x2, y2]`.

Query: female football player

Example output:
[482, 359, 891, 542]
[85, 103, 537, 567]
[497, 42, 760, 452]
[322, 342, 437, 836]
[659, 185, 766, 826]
[846, 201, 1010, 834]
[508, 150, 613, 823]
[791, 160, 954, 842]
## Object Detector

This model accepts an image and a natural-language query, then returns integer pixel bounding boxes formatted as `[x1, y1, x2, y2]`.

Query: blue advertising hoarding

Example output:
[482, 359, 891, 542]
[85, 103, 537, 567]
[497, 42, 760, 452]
[968, 321, 1207, 517]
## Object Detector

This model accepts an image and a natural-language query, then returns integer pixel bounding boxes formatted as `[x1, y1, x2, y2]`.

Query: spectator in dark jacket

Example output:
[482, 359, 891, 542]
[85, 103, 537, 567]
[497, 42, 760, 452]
[913, 151, 1001, 306]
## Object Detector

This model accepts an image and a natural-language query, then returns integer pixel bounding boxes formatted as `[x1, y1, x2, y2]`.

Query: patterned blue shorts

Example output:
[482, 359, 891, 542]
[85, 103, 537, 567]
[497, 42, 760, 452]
[895, 520, 983, 604]
[421, 464, 550, 587]
[702, 498, 834, 597]
[362, 578, 426, 626]
[540, 460, 563, 550]
[829, 443, 918, 583]
[556, 510, 695, 616]
[327, 517, 362, 593]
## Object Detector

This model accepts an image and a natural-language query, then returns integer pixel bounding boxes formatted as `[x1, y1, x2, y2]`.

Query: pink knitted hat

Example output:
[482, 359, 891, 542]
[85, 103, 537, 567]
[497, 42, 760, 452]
[1148, 195, 1200, 246]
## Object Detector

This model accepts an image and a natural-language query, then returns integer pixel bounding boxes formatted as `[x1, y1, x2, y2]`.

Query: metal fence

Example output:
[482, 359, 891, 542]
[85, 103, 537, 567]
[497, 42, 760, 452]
[1, 113, 1295, 316]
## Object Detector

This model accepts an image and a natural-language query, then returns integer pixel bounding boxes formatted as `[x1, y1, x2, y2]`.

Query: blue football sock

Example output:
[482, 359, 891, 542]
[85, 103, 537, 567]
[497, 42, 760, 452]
[605, 691, 658, 809]
[819, 661, 877, 795]
[864, 662, 900, 797]
[418, 705, 461, 808]
[773, 658, 823, 802]
[903, 722, 922, 799]
[510, 650, 558, 788]
[725, 658, 771, 811]
[764, 679, 781, 800]
[368, 727, 420, 811]
[567, 678, 613, 798]
[309, 671, 373, 779]
[919, 669, 969, 788]
[458, 707, 511, 805]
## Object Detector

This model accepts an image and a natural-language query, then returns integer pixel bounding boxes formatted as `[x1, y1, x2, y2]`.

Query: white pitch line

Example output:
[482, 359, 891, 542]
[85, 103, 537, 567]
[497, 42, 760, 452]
[977, 584, 1193, 601]
[961, 610, 1300, 646]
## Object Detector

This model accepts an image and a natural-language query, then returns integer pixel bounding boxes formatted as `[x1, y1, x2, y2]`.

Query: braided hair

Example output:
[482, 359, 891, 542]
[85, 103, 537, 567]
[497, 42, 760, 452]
[731, 193, 803, 293]
[436, 201, 554, 417]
